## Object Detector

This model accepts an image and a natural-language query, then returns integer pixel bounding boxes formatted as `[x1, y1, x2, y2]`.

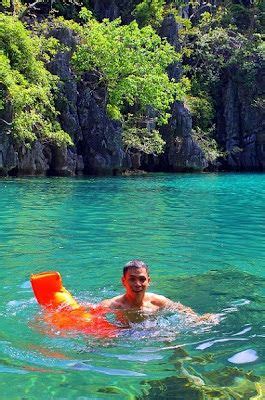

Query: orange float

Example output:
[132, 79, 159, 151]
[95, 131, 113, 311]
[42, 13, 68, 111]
[30, 271, 118, 338]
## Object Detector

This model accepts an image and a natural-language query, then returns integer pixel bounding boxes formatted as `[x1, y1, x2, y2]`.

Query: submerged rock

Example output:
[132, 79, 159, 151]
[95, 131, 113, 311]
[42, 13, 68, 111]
[137, 374, 260, 399]
[137, 367, 261, 399]
[163, 269, 265, 319]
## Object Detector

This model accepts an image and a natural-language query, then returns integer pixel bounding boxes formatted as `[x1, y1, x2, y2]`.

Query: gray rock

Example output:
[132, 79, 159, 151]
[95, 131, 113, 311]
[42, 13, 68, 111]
[92, 0, 120, 21]
[47, 28, 82, 142]
[0, 128, 18, 176]
[216, 62, 265, 171]
[18, 141, 50, 175]
[77, 83, 127, 175]
[159, 13, 182, 81]
[160, 101, 208, 171]
[48, 146, 77, 176]
[89, 0, 136, 22]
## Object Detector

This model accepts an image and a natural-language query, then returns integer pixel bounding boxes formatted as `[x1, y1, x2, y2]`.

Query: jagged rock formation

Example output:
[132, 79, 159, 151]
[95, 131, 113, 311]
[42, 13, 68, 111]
[216, 63, 265, 171]
[48, 27, 129, 176]
[0, 1, 263, 175]
[158, 13, 207, 171]
[89, 0, 138, 22]
[0, 15, 206, 176]
[159, 101, 208, 171]
[0, 27, 129, 176]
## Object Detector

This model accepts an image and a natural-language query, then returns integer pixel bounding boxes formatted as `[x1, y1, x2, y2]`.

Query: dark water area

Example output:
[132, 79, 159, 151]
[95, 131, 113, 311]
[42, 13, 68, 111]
[0, 173, 264, 399]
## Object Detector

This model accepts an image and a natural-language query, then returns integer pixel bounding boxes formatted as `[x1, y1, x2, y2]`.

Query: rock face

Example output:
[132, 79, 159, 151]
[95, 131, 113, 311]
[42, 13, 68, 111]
[0, 127, 18, 176]
[0, 27, 128, 176]
[89, 0, 137, 22]
[0, 94, 50, 176]
[159, 101, 208, 171]
[157, 14, 207, 171]
[0, 9, 263, 175]
[159, 13, 182, 80]
[77, 77, 129, 175]
[216, 63, 265, 171]
[0, 129, 51, 177]
[48, 27, 128, 176]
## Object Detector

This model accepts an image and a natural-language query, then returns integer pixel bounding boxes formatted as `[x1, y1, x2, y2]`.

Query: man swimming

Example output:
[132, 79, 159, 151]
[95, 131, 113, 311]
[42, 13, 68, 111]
[100, 259, 219, 325]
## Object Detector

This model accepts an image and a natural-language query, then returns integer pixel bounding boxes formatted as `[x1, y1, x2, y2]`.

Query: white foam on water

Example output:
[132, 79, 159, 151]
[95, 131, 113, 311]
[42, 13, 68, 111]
[196, 337, 248, 350]
[20, 281, 31, 289]
[230, 299, 251, 306]
[68, 362, 146, 376]
[232, 326, 252, 336]
[228, 349, 258, 364]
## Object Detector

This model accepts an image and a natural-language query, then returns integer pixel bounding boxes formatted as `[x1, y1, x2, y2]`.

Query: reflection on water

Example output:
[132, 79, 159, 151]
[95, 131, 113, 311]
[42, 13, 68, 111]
[0, 174, 264, 399]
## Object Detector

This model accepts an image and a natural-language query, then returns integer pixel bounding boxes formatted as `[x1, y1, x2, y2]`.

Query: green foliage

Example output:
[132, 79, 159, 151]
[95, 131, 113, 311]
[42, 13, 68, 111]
[186, 8, 264, 93]
[2, 0, 11, 7]
[72, 14, 181, 123]
[122, 113, 165, 155]
[123, 127, 165, 155]
[1, 0, 26, 16]
[187, 94, 214, 131]
[0, 13, 72, 146]
[133, 0, 165, 29]
[179, 2, 264, 164]
[187, 91, 221, 163]
[132, 0, 190, 30]
[192, 127, 223, 163]
[71, 10, 189, 154]
[52, 0, 85, 20]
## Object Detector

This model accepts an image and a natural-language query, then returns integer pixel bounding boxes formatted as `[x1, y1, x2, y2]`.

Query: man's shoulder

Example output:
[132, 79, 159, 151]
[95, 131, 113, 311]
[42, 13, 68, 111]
[147, 293, 171, 307]
[100, 295, 125, 309]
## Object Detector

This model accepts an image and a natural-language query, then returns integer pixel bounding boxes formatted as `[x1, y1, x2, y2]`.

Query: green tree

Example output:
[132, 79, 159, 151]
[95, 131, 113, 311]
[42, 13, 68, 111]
[133, 0, 166, 29]
[71, 9, 190, 154]
[0, 13, 72, 146]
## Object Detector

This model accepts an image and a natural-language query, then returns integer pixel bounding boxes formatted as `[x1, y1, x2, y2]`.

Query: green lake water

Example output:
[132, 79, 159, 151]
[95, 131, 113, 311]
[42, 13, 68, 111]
[0, 173, 264, 399]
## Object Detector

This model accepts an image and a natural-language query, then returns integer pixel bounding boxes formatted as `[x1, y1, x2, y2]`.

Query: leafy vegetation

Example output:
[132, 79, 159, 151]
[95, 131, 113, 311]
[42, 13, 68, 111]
[133, 0, 166, 29]
[0, 13, 72, 146]
[71, 9, 189, 154]
[174, 3, 264, 161]
[0, 0, 263, 162]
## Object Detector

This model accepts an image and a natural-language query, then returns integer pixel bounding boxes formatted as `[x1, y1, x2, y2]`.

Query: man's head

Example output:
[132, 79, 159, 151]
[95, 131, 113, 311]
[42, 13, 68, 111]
[122, 260, 150, 296]
[123, 259, 149, 277]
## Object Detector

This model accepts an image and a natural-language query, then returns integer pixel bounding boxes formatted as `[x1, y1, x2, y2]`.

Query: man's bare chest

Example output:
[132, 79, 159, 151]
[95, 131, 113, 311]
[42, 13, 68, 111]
[118, 301, 160, 323]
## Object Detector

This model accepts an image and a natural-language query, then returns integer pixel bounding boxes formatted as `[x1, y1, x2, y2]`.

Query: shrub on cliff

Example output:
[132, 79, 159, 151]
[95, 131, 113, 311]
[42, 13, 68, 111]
[0, 13, 72, 147]
[133, 0, 165, 29]
[69, 8, 190, 154]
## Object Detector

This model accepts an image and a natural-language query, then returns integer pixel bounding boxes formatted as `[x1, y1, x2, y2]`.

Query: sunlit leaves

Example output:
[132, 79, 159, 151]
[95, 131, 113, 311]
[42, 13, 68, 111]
[71, 12, 189, 153]
[0, 14, 72, 146]
[133, 0, 166, 29]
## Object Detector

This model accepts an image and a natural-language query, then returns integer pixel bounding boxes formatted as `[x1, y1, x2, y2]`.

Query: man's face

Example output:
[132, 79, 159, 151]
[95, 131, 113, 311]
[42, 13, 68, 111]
[122, 267, 150, 295]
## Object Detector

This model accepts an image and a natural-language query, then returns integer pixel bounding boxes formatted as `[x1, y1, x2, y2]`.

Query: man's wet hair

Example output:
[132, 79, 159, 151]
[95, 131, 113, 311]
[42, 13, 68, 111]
[123, 259, 149, 276]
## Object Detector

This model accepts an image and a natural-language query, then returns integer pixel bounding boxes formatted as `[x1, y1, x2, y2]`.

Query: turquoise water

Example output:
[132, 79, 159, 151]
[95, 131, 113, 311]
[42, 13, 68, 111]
[0, 173, 264, 399]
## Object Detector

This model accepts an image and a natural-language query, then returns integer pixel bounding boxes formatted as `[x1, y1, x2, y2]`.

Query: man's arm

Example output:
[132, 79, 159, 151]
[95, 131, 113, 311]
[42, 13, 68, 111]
[96, 296, 123, 311]
[98, 299, 113, 308]
[153, 294, 220, 325]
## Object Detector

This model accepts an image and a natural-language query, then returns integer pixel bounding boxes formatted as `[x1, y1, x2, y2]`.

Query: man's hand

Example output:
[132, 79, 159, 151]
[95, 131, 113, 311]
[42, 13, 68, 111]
[189, 313, 220, 325]
[162, 299, 220, 326]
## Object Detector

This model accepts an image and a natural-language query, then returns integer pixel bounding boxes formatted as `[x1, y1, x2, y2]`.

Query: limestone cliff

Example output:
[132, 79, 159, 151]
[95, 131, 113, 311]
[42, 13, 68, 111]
[216, 62, 265, 171]
[0, 1, 263, 176]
